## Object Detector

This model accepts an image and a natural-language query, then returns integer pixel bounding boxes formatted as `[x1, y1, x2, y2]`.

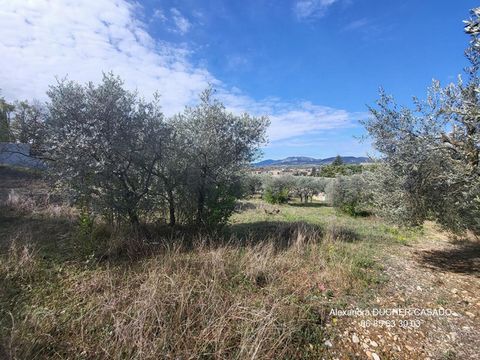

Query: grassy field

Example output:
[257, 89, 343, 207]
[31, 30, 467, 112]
[0, 168, 422, 359]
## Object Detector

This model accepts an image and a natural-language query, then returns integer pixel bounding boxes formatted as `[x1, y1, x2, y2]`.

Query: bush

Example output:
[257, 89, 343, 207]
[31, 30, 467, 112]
[204, 185, 239, 227]
[262, 175, 294, 204]
[326, 174, 369, 216]
[264, 187, 290, 204]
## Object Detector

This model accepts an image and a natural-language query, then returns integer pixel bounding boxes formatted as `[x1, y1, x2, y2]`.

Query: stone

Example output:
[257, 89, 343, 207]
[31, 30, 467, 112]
[372, 353, 380, 360]
[324, 340, 333, 347]
[352, 334, 360, 343]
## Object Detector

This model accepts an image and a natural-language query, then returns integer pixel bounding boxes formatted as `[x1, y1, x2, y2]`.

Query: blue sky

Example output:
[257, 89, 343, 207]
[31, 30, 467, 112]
[0, 0, 477, 160]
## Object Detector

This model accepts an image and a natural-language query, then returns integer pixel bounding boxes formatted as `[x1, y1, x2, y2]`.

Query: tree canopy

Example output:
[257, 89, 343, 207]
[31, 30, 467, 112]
[363, 8, 480, 234]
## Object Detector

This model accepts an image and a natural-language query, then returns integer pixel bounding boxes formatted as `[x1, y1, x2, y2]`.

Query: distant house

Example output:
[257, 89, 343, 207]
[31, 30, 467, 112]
[0, 143, 45, 169]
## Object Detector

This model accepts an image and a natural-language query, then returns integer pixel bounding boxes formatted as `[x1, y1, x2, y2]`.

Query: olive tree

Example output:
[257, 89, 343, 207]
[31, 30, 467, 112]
[326, 174, 369, 216]
[362, 8, 480, 233]
[241, 173, 266, 197]
[175, 88, 269, 226]
[291, 176, 327, 203]
[262, 175, 295, 204]
[149, 120, 189, 226]
[46, 73, 168, 226]
[10, 100, 47, 156]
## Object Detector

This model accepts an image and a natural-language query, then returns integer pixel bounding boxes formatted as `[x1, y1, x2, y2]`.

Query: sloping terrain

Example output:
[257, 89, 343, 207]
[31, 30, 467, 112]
[328, 224, 480, 359]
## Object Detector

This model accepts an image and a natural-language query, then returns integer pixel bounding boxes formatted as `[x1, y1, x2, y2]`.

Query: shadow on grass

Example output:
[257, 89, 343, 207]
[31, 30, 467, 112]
[353, 210, 374, 218]
[288, 202, 328, 208]
[0, 205, 362, 266]
[226, 221, 325, 250]
[416, 241, 480, 277]
[81, 221, 328, 264]
[234, 201, 258, 211]
[0, 208, 73, 255]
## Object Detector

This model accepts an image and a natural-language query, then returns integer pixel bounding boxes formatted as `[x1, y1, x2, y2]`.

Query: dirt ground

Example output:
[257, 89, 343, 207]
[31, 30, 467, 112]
[328, 224, 480, 360]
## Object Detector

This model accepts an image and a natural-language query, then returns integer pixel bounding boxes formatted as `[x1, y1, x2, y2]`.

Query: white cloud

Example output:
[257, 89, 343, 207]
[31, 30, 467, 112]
[216, 90, 363, 142]
[268, 104, 360, 141]
[343, 18, 369, 31]
[153, 9, 167, 22]
[294, 0, 338, 20]
[225, 54, 250, 71]
[170, 8, 191, 35]
[0, 0, 361, 145]
[0, 0, 210, 115]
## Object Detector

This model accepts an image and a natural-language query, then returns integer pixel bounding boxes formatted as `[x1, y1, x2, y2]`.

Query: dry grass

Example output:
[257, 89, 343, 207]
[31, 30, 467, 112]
[5, 190, 37, 214]
[0, 171, 420, 359]
[0, 217, 391, 359]
[3, 230, 38, 280]
[4, 189, 77, 220]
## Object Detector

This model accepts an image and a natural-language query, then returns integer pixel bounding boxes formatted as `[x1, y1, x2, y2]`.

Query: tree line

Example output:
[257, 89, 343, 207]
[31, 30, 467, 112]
[1, 75, 268, 228]
[247, 173, 369, 217]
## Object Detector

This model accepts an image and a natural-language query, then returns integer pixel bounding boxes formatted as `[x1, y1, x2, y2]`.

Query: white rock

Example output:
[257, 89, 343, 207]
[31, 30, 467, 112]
[324, 340, 333, 347]
[372, 353, 380, 360]
[352, 334, 360, 343]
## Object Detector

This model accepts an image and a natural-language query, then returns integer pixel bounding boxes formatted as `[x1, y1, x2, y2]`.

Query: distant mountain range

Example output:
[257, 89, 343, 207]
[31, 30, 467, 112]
[252, 156, 370, 167]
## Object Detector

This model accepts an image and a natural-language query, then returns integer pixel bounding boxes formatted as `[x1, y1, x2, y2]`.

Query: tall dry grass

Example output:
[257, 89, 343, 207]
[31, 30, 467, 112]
[4, 189, 77, 219]
[0, 220, 376, 359]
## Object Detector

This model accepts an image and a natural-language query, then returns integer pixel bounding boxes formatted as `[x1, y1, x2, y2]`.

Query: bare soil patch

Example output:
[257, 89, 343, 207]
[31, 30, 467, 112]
[329, 224, 480, 359]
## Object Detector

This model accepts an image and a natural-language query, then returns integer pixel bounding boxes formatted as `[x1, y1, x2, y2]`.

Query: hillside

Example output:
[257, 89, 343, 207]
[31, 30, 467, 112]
[253, 156, 370, 167]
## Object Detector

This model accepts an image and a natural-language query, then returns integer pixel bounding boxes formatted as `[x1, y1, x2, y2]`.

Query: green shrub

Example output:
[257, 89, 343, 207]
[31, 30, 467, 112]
[264, 188, 289, 204]
[326, 174, 370, 216]
[205, 187, 238, 227]
[261, 175, 294, 204]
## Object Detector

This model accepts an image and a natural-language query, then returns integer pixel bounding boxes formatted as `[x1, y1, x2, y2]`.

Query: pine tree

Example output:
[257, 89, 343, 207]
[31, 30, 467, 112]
[332, 155, 343, 166]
